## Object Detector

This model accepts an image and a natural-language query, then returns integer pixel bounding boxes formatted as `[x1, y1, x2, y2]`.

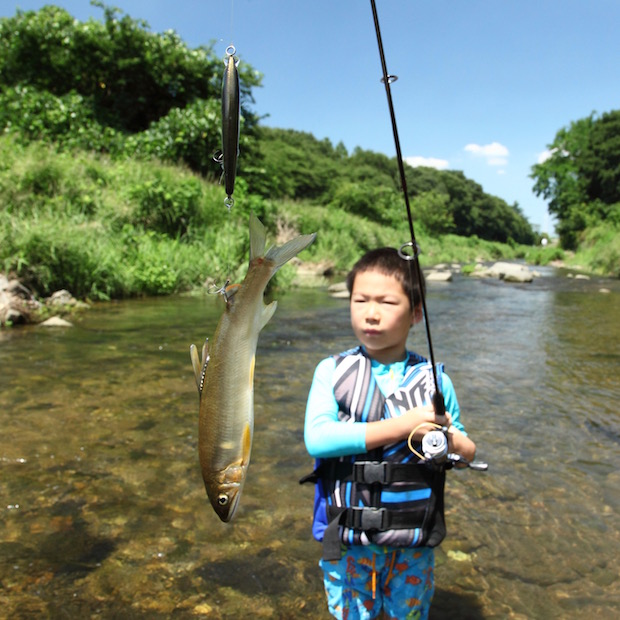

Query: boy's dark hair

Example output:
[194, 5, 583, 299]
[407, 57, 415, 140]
[346, 247, 425, 309]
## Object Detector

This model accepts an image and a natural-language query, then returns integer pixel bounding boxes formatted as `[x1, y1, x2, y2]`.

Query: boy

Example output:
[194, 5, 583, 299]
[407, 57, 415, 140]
[303, 248, 476, 620]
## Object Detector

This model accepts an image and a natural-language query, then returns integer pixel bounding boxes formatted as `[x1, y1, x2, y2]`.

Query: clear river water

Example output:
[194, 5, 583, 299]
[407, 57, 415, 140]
[1, 267, 619, 619]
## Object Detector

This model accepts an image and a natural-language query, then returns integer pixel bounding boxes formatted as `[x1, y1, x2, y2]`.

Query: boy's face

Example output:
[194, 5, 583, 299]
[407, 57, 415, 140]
[350, 268, 419, 364]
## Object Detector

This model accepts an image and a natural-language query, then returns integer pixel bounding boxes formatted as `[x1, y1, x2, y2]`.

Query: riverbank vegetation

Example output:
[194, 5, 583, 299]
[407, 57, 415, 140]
[0, 136, 541, 300]
[531, 110, 620, 276]
[0, 4, 615, 303]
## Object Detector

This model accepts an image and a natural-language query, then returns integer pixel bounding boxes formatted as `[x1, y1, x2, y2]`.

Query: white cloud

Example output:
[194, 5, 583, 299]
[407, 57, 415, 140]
[405, 156, 449, 170]
[464, 141, 509, 166]
[537, 149, 553, 164]
[537, 148, 568, 164]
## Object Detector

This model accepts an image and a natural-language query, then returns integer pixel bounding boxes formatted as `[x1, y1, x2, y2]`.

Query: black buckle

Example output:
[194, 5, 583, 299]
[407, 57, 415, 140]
[351, 507, 387, 530]
[353, 461, 389, 485]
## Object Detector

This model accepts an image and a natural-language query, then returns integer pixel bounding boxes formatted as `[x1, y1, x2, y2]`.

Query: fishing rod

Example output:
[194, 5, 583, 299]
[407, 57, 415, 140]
[369, 0, 445, 416]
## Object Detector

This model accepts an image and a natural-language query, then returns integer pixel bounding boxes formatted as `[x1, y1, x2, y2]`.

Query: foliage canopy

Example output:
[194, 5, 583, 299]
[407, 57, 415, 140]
[531, 109, 620, 249]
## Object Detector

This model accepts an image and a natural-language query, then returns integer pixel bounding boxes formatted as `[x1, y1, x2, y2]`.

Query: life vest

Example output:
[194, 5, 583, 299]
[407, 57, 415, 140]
[301, 346, 447, 561]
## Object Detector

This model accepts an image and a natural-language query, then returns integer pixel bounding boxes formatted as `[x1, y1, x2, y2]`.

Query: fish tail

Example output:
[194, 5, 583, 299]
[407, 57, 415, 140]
[265, 232, 317, 272]
[249, 212, 267, 261]
[250, 213, 315, 272]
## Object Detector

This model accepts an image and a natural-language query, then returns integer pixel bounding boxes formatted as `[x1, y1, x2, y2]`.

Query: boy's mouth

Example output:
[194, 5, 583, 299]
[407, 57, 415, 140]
[363, 329, 381, 336]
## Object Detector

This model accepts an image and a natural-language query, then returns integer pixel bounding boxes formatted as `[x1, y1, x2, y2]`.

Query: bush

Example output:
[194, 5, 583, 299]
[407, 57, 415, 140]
[128, 172, 205, 237]
[572, 223, 620, 277]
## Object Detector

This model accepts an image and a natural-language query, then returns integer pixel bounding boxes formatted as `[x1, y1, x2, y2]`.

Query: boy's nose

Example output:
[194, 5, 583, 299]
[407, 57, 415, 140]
[366, 303, 380, 321]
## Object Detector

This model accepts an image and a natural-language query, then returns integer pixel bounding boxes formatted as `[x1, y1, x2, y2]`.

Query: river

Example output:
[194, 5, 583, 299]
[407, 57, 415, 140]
[1, 267, 618, 619]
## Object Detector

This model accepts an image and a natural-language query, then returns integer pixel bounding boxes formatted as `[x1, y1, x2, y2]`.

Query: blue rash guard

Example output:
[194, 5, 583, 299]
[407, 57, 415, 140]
[304, 350, 465, 460]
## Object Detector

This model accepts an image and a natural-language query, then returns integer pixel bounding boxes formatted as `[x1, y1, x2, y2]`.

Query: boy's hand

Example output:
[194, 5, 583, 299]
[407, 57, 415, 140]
[433, 409, 452, 429]
[366, 403, 454, 450]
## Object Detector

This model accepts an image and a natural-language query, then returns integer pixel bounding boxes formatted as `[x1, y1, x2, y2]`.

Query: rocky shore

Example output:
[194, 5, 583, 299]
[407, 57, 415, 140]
[327, 260, 541, 297]
[0, 274, 88, 327]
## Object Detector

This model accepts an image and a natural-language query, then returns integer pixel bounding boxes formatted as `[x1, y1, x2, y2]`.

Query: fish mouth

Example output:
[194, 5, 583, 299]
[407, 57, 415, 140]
[206, 482, 243, 523]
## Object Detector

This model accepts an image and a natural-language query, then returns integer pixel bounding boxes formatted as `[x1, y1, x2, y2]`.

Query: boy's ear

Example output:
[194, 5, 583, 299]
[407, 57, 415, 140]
[411, 304, 423, 325]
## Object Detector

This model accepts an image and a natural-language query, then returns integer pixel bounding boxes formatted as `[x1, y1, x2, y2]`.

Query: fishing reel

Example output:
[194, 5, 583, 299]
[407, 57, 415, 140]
[421, 429, 488, 471]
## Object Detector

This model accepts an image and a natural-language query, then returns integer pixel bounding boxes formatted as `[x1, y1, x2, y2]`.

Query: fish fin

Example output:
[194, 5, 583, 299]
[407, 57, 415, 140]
[264, 231, 317, 273]
[189, 344, 201, 390]
[260, 300, 278, 330]
[189, 339, 209, 394]
[249, 354, 255, 388]
[249, 212, 267, 261]
[242, 422, 252, 465]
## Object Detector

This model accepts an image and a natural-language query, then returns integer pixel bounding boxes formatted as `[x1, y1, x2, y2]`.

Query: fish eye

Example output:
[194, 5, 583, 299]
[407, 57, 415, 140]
[217, 494, 229, 506]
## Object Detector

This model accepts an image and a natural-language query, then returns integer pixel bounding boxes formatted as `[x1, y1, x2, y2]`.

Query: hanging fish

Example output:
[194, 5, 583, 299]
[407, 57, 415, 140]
[190, 214, 316, 521]
[219, 45, 240, 208]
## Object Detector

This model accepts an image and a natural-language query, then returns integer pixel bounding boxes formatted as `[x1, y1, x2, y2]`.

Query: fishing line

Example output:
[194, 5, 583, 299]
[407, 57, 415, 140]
[229, 0, 235, 44]
[369, 0, 445, 415]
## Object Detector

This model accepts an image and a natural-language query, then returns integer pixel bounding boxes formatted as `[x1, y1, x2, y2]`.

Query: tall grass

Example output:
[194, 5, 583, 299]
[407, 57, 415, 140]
[1, 136, 579, 301]
[570, 224, 620, 277]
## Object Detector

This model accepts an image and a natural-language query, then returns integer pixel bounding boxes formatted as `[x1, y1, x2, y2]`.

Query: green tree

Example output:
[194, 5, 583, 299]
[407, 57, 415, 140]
[531, 110, 620, 249]
[413, 191, 455, 235]
[254, 128, 341, 200]
[0, 3, 261, 174]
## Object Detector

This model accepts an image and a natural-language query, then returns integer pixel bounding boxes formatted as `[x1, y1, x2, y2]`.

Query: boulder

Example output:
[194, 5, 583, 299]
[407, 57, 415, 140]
[46, 289, 89, 310]
[328, 282, 350, 299]
[487, 262, 534, 283]
[0, 277, 41, 325]
[426, 270, 453, 283]
[466, 262, 535, 282]
[1, 274, 87, 326]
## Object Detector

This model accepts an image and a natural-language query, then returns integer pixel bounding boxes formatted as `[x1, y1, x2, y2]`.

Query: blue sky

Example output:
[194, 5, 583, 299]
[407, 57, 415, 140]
[7, 1, 620, 233]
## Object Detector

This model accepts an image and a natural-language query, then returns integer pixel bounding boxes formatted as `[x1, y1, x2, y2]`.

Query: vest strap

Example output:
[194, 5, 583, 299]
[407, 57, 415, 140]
[327, 504, 422, 531]
[299, 460, 424, 486]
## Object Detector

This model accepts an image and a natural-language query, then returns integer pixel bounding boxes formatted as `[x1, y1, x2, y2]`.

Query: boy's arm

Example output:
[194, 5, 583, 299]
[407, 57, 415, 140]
[304, 358, 367, 458]
[447, 426, 477, 463]
[442, 373, 477, 463]
[364, 404, 447, 451]
[305, 360, 476, 461]
[305, 359, 450, 456]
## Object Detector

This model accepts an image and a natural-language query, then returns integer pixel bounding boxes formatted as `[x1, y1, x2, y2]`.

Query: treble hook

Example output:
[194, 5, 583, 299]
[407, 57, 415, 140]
[208, 279, 231, 299]
[208, 279, 240, 303]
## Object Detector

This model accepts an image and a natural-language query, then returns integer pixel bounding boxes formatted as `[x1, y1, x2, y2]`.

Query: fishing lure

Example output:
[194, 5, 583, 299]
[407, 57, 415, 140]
[214, 45, 240, 210]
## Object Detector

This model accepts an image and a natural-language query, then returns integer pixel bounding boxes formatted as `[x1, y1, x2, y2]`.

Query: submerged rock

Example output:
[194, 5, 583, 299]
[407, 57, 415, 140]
[40, 316, 73, 328]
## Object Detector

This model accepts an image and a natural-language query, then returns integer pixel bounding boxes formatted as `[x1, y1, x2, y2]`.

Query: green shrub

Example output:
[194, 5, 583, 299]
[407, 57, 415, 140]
[128, 172, 205, 237]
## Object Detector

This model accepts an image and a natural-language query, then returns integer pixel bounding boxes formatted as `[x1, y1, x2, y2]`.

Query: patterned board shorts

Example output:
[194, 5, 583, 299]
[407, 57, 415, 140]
[320, 545, 435, 620]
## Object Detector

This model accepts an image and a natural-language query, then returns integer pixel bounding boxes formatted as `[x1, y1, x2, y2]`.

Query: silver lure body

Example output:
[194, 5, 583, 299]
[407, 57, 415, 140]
[221, 51, 240, 200]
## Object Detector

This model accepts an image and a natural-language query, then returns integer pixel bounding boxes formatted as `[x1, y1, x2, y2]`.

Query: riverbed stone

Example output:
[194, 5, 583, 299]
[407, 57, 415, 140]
[0, 276, 42, 325]
[328, 281, 349, 299]
[472, 261, 534, 282]
[40, 316, 73, 328]
[426, 270, 453, 282]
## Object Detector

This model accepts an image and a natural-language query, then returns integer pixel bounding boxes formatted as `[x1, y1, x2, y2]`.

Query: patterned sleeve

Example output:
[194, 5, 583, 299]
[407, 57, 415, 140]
[304, 357, 368, 458]
[442, 372, 467, 435]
